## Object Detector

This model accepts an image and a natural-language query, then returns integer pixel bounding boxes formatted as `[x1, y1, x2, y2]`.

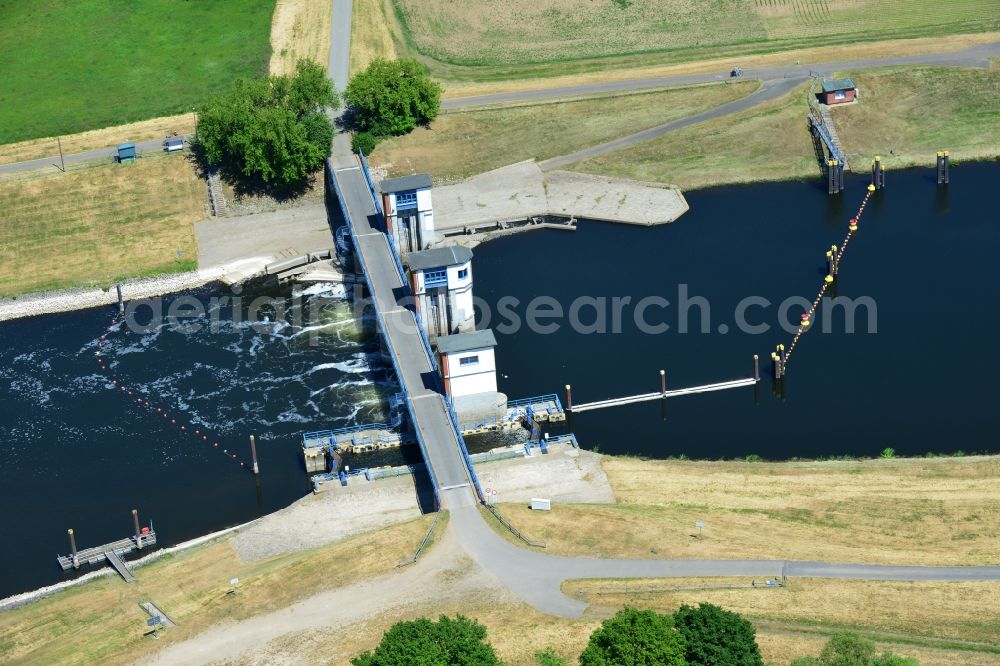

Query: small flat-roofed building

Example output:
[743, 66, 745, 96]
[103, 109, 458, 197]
[117, 143, 137, 163]
[408, 245, 474, 338]
[381, 173, 434, 252]
[437, 329, 498, 398]
[437, 329, 507, 425]
[821, 78, 857, 105]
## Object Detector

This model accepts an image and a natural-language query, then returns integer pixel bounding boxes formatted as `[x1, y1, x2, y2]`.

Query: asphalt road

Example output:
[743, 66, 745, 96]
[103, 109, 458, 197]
[443, 41, 1000, 109]
[3, 41, 996, 178]
[450, 505, 1000, 618]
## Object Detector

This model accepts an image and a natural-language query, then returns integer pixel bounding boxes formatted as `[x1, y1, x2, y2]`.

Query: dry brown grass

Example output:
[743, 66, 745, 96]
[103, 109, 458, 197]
[0, 516, 434, 665]
[565, 577, 1000, 646]
[350, 0, 399, 76]
[269, 0, 334, 76]
[0, 155, 205, 296]
[485, 455, 1000, 565]
[0, 114, 195, 167]
[832, 62, 1000, 170]
[371, 81, 757, 182]
[395, 0, 997, 69]
[274, 577, 1000, 665]
[571, 80, 818, 189]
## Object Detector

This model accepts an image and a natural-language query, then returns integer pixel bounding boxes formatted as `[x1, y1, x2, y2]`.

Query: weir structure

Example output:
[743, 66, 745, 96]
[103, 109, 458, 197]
[326, 151, 482, 509]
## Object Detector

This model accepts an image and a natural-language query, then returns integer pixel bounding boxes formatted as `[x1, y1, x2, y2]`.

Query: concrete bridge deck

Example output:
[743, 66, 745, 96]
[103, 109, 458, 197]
[328, 154, 479, 509]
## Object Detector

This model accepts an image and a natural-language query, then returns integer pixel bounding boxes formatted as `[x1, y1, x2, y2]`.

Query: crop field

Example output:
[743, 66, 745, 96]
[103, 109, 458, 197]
[0, 0, 276, 144]
[392, 0, 999, 67]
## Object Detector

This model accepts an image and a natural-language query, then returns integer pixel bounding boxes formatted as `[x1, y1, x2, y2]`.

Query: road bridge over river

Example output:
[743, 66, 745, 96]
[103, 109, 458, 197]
[320, 1, 1000, 618]
[326, 153, 481, 510]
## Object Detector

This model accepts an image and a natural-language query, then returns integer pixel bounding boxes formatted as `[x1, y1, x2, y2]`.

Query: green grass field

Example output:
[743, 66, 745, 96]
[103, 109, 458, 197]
[0, 0, 276, 143]
[392, 0, 999, 69]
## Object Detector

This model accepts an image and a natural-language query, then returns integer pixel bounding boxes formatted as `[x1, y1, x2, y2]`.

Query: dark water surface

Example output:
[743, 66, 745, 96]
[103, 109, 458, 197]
[0, 282, 398, 597]
[473, 164, 1000, 460]
[2, 164, 997, 597]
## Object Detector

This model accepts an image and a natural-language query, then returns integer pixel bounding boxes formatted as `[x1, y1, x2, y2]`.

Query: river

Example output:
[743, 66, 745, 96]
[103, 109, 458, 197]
[472, 163, 1000, 460]
[2, 163, 997, 598]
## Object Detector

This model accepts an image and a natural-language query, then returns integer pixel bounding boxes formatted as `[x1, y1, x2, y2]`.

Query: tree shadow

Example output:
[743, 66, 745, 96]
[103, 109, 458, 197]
[187, 139, 316, 203]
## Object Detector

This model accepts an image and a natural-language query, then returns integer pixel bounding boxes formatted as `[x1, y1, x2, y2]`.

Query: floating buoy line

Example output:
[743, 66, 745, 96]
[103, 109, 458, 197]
[95, 311, 251, 472]
[773, 183, 877, 377]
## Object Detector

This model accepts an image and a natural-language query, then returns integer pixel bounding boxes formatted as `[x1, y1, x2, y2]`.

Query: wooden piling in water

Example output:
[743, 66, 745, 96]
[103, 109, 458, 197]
[753, 355, 760, 382]
[250, 434, 260, 475]
[872, 155, 884, 189]
[68, 529, 78, 568]
[937, 151, 950, 184]
[564, 384, 572, 410]
[132, 509, 142, 549]
[659, 369, 666, 395]
[116, 283, 124, 313]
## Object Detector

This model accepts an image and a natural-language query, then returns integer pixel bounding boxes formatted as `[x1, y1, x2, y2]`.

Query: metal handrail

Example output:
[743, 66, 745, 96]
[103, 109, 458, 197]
[397, 505, 444, 568]
[327, 159, 442, 507]
[482, 502, 545, 548]
[357, 149, 383, 216]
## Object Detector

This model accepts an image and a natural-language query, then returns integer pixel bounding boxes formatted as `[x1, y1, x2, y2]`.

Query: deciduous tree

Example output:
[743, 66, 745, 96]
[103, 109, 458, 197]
[673, 602, 763, 666]
[345, 58, 441, 143]
[579, 607, 686, 666]
[196, 60, 338, 188]
[351, 615, 500, 666]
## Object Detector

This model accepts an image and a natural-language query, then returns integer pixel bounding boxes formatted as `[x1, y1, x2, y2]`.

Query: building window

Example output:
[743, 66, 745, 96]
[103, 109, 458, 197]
[424, 269, 448, 286]
[459, 355, 479, 366]
[457, 268, 468, 280]
[834, 90, 846, 100]
[396, 191, 418, 210]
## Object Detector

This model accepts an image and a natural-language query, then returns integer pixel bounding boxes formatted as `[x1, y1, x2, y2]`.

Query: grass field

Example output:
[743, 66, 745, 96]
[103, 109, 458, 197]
[392, 0, 999, 70]
[563, 577, 1000, 657]
[570, 63, 1000, 189]
[0, 0, 276, 144]
[485, 455, 1000, 566]
[831, 63, 1000, 168]
[326, 578, 1000, 666]
[0, 516, 434, 665]
[0, 155, 205, 296]
[370, 81, 757, 182]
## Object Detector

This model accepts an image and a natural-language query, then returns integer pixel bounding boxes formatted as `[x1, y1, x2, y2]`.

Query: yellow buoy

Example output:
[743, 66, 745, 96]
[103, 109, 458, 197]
[867, 184, 876, 192]
[825, 275, 834, 283]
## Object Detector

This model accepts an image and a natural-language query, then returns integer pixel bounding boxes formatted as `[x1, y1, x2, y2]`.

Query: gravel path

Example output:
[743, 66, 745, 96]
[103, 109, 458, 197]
[232, 445, 612, 562]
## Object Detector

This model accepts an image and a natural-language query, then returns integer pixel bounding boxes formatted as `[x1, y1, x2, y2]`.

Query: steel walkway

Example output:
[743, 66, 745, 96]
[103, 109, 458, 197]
[327, 155, 480, 509]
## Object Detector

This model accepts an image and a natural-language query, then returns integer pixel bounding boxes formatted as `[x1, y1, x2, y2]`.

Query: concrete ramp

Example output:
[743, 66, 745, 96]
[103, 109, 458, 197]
[432, 161, 688, 232]
[104, 550, 135, 583]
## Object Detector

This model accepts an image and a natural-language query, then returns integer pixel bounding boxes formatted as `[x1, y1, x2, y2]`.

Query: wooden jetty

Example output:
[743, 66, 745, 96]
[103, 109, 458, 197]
[57, 526, 156, 581]
[569, 378, 758, 413]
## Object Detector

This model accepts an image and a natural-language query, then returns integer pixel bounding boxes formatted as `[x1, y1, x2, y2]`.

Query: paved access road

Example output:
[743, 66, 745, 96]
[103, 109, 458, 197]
[4, 41, 997, 177]
[329, 153, 480, 509]
[449, 505, 1000, 618]
[443, 41, 1000, 109]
